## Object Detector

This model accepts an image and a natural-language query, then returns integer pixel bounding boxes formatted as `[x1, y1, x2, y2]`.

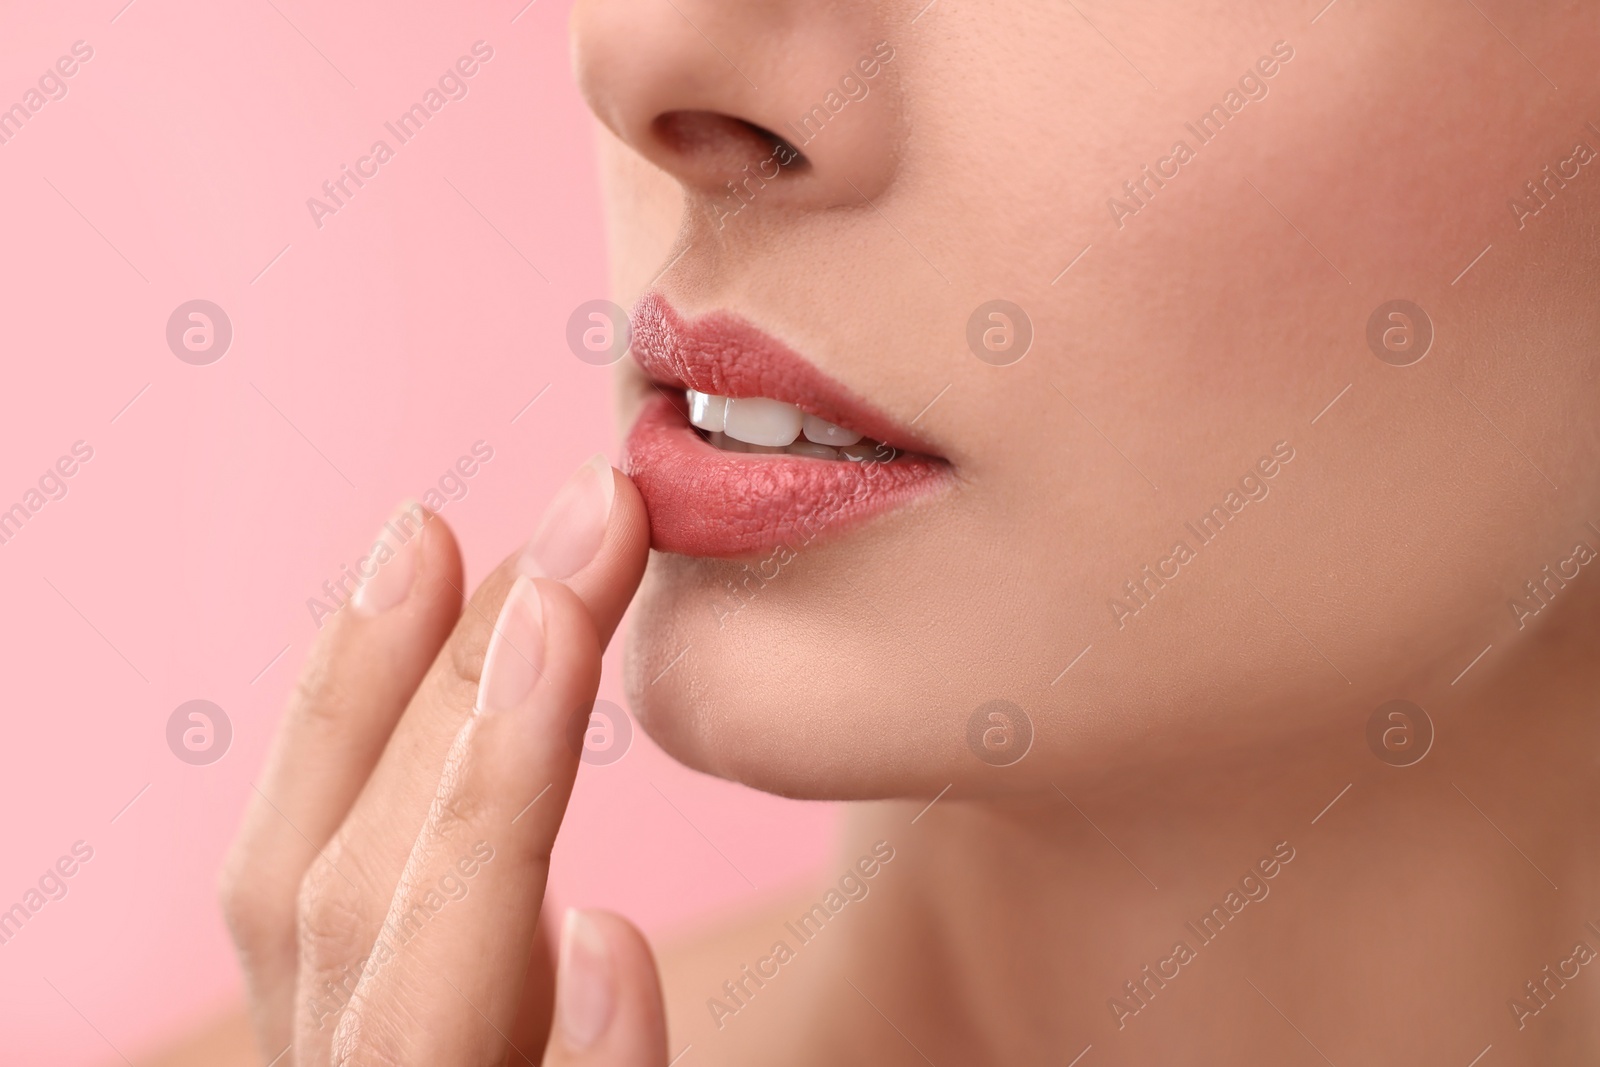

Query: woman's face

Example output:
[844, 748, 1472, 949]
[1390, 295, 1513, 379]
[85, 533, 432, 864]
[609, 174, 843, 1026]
[569, 0, 1599, 798]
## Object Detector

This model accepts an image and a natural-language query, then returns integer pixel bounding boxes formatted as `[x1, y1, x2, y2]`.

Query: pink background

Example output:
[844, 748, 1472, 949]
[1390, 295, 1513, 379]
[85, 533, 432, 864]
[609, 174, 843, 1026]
[0, 2, 835, 1062]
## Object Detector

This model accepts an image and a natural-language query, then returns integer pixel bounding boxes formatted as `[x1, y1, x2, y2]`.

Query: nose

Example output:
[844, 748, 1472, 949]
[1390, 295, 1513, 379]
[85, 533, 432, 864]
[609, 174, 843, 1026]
[570, 0, 901, 220]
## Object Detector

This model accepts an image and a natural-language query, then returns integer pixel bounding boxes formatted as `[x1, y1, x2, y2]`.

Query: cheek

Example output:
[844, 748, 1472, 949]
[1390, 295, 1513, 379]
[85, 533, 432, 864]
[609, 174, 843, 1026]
[624, 538, 1045, 799]
[604, 2, 1599, 796]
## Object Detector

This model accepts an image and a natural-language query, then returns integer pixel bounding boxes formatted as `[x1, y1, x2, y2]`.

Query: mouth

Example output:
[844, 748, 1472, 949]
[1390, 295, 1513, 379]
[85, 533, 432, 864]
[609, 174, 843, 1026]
[622, 293, 952, 558]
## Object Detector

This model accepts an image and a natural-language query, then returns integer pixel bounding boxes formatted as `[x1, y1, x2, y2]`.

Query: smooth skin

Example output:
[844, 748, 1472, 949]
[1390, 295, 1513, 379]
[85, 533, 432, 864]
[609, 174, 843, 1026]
[205, 463, 669, 1065]
[148, 0, 1600, 1063]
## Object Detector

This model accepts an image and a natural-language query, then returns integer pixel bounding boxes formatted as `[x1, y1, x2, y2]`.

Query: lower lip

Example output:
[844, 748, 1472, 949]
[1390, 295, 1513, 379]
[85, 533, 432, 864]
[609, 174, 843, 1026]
[623, 393, 951, 557]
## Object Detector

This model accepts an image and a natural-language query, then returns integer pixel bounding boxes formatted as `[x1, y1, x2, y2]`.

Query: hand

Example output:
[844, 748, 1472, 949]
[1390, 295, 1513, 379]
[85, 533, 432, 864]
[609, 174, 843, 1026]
[219, 455, 668, 1065]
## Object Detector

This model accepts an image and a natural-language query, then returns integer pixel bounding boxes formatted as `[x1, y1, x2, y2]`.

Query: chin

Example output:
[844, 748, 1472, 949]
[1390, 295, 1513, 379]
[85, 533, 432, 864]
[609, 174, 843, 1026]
[614, 292, 978, 798]
[621, 548, 946, 802]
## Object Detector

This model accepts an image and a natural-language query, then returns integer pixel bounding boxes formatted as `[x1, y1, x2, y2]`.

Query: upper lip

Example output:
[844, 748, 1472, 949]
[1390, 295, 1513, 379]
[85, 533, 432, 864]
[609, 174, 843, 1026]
[629, 292, 944, 456]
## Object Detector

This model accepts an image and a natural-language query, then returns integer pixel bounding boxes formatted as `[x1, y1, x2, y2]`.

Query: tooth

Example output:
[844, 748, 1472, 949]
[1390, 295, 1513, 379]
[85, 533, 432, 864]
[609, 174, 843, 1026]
[788, 441, 839, 460]
[688, 389, 728, 432]
[802, 413, 862, 447]
[723, 396, 803, 447]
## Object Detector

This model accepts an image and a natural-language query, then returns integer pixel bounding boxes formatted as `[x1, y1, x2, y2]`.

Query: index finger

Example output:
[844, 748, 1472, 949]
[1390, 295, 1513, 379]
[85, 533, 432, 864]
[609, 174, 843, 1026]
[327, 576, 602, 1066]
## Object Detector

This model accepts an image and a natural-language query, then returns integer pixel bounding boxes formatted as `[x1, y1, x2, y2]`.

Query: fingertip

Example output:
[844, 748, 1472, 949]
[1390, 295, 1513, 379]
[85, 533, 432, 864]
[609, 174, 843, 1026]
[604, 465, 648, 547]
[530, 576, 603, 662]
[548, 909, 667, 1064]
[605, 466, 651, 573]
[378, 506, 464, 661]
[556, 909, 615, 1050]
[589, 453, 618, 513]
[351, 502, 464, 628]
[559, 465, 651, 648]
[416, 507, 466, 614]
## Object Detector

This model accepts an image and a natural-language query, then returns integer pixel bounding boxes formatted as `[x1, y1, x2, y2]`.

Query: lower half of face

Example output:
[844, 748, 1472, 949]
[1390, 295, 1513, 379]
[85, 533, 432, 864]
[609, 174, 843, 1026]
[577, 0, 1600, 799]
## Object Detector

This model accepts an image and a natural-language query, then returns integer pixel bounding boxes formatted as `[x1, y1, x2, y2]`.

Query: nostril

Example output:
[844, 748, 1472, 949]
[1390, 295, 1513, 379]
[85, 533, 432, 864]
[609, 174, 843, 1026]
[650, 110, 811, 184]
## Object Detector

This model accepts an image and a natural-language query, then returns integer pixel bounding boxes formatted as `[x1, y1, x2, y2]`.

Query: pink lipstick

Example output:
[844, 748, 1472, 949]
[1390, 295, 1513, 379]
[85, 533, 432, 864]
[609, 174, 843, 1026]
[622, 294, 952, 557]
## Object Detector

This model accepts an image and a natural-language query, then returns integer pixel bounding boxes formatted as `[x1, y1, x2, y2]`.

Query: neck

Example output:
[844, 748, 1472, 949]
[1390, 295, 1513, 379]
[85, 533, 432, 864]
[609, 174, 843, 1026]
[831, 599, 1600, 1063]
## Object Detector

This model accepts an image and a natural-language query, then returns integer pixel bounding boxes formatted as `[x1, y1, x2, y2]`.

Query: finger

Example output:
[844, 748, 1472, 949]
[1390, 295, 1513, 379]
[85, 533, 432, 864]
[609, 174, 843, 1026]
[293, 460, 648, 1057]
[218, 504, 463, 1059]
[347, 458, 646, 862]
[506, 906, 560, 1055]
[521, 456, 651, 648]
[326, 577, 601, 1065]
[542, 911, 669, 1067]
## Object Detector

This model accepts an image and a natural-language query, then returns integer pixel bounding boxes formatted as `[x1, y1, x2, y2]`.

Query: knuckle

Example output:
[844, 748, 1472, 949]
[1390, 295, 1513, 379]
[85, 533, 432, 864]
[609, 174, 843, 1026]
[289, 655, 362, 738]
[444, 620, 488, 704]
[295, 852, 371, 971]
[430, 777, 490, 840]
[217, 841, 295, 964]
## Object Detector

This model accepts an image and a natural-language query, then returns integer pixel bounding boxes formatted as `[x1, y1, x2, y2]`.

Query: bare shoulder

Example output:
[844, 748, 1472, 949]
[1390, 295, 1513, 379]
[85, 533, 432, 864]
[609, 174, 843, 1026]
[653, 884, 829, 1066]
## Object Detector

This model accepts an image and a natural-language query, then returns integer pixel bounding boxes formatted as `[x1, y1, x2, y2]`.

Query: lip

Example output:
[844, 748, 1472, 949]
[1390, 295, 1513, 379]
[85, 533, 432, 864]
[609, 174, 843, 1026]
[623, 293, 952, 557]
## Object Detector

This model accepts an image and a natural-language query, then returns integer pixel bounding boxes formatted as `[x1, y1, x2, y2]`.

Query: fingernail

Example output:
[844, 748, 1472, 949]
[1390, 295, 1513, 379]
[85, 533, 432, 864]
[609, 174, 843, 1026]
[475, 576, 546, 715]
[352, 501, 427, 616]
[519, 454, 615, 579]
[557, 909, 614, 1051]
